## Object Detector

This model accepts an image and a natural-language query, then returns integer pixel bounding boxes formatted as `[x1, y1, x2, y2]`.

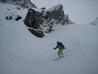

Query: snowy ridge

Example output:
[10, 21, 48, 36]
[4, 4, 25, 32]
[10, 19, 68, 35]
[0, 3, 98, 74]
[0, 0, 37, 8]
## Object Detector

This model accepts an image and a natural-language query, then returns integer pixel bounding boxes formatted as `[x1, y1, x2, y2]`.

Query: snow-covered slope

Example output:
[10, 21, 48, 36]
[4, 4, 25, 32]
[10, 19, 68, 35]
[0, 0, 37, 8]
[0, 3, 98, 74]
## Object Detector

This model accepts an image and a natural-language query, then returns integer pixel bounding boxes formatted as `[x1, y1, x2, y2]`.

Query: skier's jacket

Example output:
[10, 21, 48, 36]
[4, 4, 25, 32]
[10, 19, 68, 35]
[54, 42, 65, 49]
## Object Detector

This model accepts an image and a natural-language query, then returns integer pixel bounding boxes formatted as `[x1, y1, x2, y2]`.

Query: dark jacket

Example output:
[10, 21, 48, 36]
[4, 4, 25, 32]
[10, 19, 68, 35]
[54, 42, 65, 49]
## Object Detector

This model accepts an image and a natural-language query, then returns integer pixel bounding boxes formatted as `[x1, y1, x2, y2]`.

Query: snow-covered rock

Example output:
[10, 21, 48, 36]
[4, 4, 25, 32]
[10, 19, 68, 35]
[24, 4, 74, 37]
[90, 17, 98, 25]
[0, 0, 37, 8]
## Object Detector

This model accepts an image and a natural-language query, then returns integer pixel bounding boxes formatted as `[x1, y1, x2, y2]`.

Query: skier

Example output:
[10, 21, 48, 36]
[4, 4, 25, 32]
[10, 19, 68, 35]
[54, 41, 65, 58]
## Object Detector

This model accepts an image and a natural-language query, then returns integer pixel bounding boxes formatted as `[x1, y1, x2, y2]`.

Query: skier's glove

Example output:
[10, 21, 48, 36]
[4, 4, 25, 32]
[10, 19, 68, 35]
[54, 48, 56, 50]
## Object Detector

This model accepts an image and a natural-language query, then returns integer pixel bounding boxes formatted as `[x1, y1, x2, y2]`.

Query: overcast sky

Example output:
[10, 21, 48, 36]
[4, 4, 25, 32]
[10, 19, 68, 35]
[31, 0, 98, 24]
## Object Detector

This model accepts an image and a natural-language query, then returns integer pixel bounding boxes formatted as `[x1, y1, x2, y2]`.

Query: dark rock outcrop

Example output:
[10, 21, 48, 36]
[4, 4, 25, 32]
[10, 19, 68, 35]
[24, 4, 74, 38]
[24, 9, 43, 29]
[15, 15, 22, 21]
[5, 15, 22, 21]
[46, 4, 65, 24]
[28, 28, 44, 38]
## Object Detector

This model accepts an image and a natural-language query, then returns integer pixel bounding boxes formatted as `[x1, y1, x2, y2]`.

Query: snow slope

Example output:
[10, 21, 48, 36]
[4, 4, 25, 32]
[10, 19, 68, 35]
[0, 3, 98, 74]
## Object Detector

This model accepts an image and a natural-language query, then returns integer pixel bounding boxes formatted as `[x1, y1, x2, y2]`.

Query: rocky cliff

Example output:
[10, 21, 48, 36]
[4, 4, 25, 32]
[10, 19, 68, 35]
[24, 4, 74, 38]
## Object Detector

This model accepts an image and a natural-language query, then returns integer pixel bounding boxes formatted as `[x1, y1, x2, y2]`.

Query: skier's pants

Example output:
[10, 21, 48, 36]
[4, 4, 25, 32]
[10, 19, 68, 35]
[58, 48, 64, 57]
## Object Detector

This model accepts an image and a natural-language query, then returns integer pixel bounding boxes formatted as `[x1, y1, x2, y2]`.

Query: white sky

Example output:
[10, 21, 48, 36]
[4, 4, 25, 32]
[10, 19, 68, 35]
[31, 0, 98, 24]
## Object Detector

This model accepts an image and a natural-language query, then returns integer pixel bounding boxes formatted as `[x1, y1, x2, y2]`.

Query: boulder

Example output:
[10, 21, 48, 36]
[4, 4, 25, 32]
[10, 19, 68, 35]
[28, 28, 44, 38]
[24, 9, 43, 29]
[5, 16, 12, 20]
[15, 15, 22, 21]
